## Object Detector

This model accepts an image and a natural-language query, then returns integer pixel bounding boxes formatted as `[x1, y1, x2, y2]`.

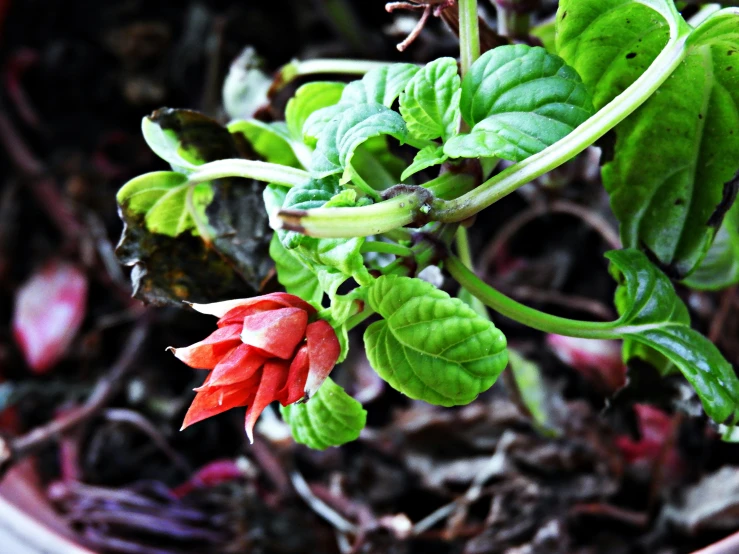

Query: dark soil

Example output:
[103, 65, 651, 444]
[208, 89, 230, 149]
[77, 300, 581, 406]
[1, 1, 738, 553]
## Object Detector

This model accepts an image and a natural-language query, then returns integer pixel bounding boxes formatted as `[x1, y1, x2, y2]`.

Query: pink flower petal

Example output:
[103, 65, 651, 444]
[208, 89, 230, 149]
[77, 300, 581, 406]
[181, 375, 259, 430]
[304, 320, 340, 399]
[277, 345, 309, 406]
[197, 344, 266, 389]
[168, 324, 242, 369]
[245, 360, 290, 443]
[546, 334, 626, 394]
[188, 293, 316, 325]
[240, 307, 307, 359]
[13, 261, 88, 373]
[171, 459, 244, 498]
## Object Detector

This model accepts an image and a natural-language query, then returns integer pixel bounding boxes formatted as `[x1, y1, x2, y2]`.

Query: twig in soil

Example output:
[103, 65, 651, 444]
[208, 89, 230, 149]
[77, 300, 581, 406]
[412, 431, 515, 536]
[569, 502, 648, 528]
[0, 111, 86, 242]
[103, 408, 191, 475]
[0, 320, 150, 479]
[289, 470, 358, 535]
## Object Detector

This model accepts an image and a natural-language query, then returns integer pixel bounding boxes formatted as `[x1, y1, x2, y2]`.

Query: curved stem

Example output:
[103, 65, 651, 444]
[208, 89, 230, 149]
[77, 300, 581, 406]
[445, 255, 619, 339]
[431, 27, 691, 222]
[458, 0, 481, 76]
[187, 159, 309, 188]
[277, 193, 420, 238]
[360, 241, 414, 257]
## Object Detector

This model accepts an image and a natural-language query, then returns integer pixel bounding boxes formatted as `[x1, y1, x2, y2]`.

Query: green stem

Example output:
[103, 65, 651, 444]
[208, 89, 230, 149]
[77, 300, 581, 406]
[345, 167, 382, 201]
[188, 159, 309, 188]
[455, 227, 475, 268]
[455, 227, 489, 318]
[277, 193, 421, 238]
[430, 17, 691, 222]
[458, 0, 481, 76]
[360, 241, 414, 257]
[495, 1, 531, 39]
[425, 172, 478, 200]
[445, 255, 619, 339]
[345, 308, 376, 331]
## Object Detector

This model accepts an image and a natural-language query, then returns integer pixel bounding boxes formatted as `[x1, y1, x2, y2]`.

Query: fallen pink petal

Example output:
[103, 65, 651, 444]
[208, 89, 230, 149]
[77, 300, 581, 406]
[12, 260, 88, 373]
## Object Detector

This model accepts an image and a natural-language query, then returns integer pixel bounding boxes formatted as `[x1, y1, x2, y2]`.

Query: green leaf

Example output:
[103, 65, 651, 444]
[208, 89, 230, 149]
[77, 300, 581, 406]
[340, 63, 420, 107]
[683, 200, 739, 290]
[508, 349, 559, 437]
[399, 57, 461, 141]
[558, 4, 739, 277]
[279, 177, 342, 248]
[269, 234, 323, 305]
[311, 103, 408, 178]
[445, 45, 593, 161]
[286, 81, 346, 141]
[271, 179, 371, 295]
[141, 108, 240, 173]
[531, 17, 557, 54]
[116, 172, 212, 237]
[302, 105, 344, 148]
[228, 120, 301, 168]
[280, 378, 366, 450]
[401, 145, 448, 181]
[556, 0, 671, 110]
[364, 276, 508, 406]
[607, 249, 739, 422]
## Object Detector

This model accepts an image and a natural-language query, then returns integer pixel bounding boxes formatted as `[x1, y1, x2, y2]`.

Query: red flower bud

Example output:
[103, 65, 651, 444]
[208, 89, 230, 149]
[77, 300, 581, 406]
[169, 293, 340, 443]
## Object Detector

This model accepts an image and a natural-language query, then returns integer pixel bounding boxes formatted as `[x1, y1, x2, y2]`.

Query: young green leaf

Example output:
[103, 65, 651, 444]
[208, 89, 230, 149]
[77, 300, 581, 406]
[399, 57, 461, 141]
[311, 103, 408, 179]
[607, 249, 739, 422]
[341, 63, 420, 107]
[116, 172, 213, 237]
[285, 81, 345, 141]
[400, 145, 448, 181]
[269, 234, 323, 305]
[558, 4, 739, 277]
[141, 109, 240, 173]
[280, 377, 367, 450]
[278, 177, 343, 248]
[683, 201, 739, 291]
[364, 276, 508, 407]
[270, 179, 372, 294]
[444, 45, 593, 161]
[228, 120, 302, 168]
[302, 105, 344, 148]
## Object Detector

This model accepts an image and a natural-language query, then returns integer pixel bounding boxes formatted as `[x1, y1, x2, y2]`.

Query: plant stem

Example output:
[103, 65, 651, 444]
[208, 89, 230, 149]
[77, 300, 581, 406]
[425, 172, 478, 200]
[495, 1, 531, 39]
[360, 241, 414, 257]
[455, 227, 475, 268]
[458, 0, 481, 76]
[445, 255, 618, 339]
[345, 308, 376, 331]
[430, 25, 691, 222]
[455, 226, 489, 317]
[277, 193, 421, 238]
[187, 159, 309, 188]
